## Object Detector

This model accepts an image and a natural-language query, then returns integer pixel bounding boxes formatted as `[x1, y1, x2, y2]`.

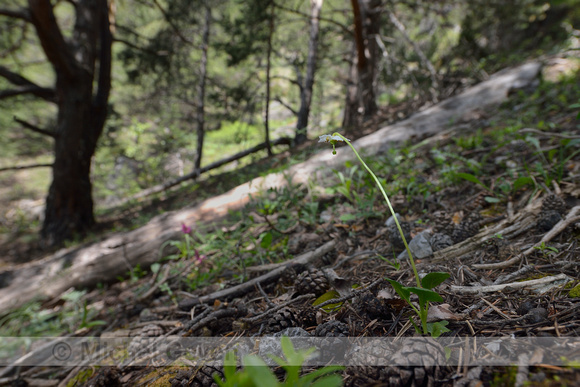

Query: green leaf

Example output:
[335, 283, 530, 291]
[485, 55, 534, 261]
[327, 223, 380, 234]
[260, 232, 273, 249]
[223, 351, 237, 381]
[310, 374, 345, 387]
[313, 290, 342, 312]
[420, 272, 450, 290]
[243, 355, 280, 386]
[299, 366, 345, 385]
[427, 321, 450, 338]
[484, 196, 500, 203]
[456, 172, 488, 190]
[512, 176, 534, 192]
[406, 287, 444, 304]
[339, 213, 357, 222]
[385, 279, 411, 302]
[150, 263, 161, 274]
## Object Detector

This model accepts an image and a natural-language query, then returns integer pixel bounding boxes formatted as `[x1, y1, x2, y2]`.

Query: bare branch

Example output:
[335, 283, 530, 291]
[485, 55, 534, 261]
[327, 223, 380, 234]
[0, 85, 55, 102]
[14, 116, 57, 138]
[0, 7, 31, 21]
[28, 0, 76, 77]
[0, 65, 56, 102]
[0, 163, 53, 173]
[151, 0, 193, 46]
[273, 96, 298, 116]
[388, 11, 439, 93]
[270, 74, 301, 88]
[273, 2, 351, 36]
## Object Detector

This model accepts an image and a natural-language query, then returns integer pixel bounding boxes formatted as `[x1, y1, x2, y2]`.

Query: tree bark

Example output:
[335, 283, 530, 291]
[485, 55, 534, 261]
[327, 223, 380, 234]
[263, 1, 274, 156]
[27, 0, 112, 245]
[194, 3, 211, 172]
[343, 0, 380, 127]
[294, 0, 324, 146]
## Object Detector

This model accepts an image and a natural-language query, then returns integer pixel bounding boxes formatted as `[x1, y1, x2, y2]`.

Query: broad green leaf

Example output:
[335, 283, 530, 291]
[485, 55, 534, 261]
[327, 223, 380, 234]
[223, 351, 237, 381]
[310, 374, 345, 387]
[512, 176, 534, 192]
[420, 272, 450, 290]
[243, 355, 279, 386]
[484, 196, 500, 203]
[386, 279, 411, 302]
[339, 213, 357, 222]
[313, 290, 343, 312]
[406, 287, 444, 304]
[427, 321, 450, 338]
[260, 232, 273, 249]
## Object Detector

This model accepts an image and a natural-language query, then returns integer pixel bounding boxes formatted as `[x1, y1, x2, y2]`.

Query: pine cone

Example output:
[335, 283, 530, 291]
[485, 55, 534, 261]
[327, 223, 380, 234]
[388, 221, 411, 250]
[170, 366, 223, 387]
[542, 194, 566, 216]
[267, 307, 298, 333]
[431, 211, 454, 235]
[452, 212, 482, 243]
[536, 210, 562, 232]
[315, 320, 349, 337]
[430, 233, 454, 252]
[139, 324, 163, 337]
[347, 339, 445, 387]
[356, 292, 393, 319]
[294, 268, 329, 297]
[280, 266, 298, 285]
[297, 306, 318, 327]
[315, 320, 349, 363]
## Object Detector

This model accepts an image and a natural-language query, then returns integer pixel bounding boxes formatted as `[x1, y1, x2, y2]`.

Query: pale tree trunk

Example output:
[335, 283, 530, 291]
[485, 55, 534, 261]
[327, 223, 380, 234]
[194, 3, 211, 172]
[294, 0, 324, 146]
[263, 1, 274, 156]
[27, 0, 112, 245]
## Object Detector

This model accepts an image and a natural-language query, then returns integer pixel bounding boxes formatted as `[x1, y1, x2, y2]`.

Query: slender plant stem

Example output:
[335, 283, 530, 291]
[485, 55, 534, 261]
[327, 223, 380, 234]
[333, 133, 421, 288]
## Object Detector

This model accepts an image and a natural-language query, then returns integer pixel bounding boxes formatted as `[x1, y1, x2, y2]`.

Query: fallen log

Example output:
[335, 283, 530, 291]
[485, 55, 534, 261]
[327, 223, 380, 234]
[0, 62, 542, 314]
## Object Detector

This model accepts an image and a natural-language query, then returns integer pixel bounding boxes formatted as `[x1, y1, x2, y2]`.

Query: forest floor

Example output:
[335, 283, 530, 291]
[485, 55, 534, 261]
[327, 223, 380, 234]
[1, 58, 580, 386]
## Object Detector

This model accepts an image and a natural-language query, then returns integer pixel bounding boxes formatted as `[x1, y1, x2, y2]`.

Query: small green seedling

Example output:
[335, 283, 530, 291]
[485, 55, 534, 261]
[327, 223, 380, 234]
[320, 133, 449, 336]
[215, 336, 344, 387]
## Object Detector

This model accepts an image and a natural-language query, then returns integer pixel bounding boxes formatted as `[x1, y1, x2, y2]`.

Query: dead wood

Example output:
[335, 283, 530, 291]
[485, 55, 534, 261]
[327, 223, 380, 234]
[0, 61, 542, 314]
[449, 273, 571, 295]
[177, 240, 336, 310]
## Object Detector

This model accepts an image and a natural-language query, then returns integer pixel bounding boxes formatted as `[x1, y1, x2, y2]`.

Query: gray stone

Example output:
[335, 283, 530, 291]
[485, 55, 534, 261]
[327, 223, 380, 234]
[398, 231, 433, 260]
[385, 213, 403, 228]
[258, 327, 312, 366]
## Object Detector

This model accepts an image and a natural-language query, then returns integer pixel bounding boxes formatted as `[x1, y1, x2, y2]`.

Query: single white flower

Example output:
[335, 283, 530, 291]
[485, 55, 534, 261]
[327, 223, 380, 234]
[318, 134, 349, 143]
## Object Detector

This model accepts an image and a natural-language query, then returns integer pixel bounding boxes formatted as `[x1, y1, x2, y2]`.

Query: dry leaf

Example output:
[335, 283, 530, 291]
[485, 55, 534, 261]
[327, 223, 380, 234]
[427, 303, 464, 322]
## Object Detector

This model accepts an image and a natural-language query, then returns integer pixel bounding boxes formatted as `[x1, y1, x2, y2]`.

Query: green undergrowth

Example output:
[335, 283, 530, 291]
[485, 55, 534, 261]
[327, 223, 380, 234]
[167, 69, 580, 295]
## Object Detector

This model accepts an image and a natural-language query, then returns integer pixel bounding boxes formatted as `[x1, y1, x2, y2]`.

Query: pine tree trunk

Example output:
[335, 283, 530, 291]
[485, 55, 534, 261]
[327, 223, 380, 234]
[29, 0, 112, 245]
[294, 0, 324, 146]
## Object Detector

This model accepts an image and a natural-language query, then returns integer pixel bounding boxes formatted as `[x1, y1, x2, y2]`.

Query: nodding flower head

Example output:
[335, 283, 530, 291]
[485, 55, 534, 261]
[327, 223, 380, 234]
[318, 134, 349, 143]
[319, 133, 350, 155]
[181, 223, 192, 234]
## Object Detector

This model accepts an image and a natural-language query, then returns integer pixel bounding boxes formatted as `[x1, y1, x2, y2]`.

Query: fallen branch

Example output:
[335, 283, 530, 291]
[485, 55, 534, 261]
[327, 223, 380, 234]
[177, 240, 336, 310]
[107, 136, 292, 207]
[450, 274, 571, 295]
[523, 205, 580, 256]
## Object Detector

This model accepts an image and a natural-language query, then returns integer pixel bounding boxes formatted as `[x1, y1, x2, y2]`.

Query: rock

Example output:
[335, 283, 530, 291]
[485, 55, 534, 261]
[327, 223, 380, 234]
[258, 327, 312, 365]
[398, 231, 433, 260]
[385, 213, 403, 228]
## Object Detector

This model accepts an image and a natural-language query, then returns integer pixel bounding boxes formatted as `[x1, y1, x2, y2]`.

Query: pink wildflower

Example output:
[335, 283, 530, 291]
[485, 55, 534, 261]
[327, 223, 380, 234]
[181, 223, 192, 234]
[194, 249, 206, 263]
